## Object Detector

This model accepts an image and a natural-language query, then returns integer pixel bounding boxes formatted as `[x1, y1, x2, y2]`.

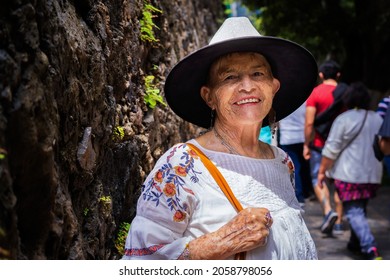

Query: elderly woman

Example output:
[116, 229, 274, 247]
[123, 17, 318, 260]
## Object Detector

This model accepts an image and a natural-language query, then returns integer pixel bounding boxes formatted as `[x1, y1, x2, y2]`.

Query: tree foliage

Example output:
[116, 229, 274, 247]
[240, 0, 390, 91]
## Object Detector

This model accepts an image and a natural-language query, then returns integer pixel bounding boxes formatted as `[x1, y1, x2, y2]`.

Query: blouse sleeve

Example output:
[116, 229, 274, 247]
[122, 143, 201, 260]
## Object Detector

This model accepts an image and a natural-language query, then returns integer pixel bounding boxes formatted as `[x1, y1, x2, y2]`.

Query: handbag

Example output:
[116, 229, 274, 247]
[373, 134, 384, 161]
[186, 143, 246, 260]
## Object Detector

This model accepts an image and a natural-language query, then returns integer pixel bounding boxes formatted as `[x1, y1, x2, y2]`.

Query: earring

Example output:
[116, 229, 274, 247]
[209, 109, 215, 129]
[268, 108, 277, 138]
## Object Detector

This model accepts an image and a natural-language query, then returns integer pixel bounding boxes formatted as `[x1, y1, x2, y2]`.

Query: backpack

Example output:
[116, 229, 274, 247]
[314, 82, 348, 139]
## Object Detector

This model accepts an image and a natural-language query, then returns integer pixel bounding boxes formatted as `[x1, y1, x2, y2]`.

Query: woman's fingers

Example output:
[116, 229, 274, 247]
[188, 207, 272, 259]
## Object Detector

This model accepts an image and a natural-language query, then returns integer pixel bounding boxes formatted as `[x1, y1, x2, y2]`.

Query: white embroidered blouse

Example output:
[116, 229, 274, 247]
[122, 139, 317, 260]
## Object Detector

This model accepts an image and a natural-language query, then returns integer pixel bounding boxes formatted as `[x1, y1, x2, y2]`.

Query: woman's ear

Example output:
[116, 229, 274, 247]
[200, 86, 214, 109]
[272, 78, 280, 96]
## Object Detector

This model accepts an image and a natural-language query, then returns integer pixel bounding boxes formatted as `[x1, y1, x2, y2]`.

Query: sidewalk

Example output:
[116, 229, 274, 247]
[302, 185, 390, 260]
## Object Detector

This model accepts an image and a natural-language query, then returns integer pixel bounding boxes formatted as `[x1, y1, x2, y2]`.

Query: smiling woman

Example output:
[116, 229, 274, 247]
[199, 52, 280, 139]
[122, 17, 318, 260]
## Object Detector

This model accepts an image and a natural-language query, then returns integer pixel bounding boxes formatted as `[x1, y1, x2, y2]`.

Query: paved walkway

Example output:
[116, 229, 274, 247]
[302, 185, 390, 260]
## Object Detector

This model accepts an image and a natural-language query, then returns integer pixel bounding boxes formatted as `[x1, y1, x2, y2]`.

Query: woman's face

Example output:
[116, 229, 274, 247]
[201, 52, 280, 127]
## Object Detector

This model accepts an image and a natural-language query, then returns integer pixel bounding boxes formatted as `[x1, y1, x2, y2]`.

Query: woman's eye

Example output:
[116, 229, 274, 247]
[253, 71, 264, 77]
[224, 75, 237, 81]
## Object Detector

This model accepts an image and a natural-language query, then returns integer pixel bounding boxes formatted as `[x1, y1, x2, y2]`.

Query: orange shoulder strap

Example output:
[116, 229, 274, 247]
[186, 143, 246, 260]
[186, 143, 243, 212]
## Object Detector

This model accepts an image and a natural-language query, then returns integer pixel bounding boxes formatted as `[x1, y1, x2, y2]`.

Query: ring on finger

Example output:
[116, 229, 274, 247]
[265, 212, 272, 228]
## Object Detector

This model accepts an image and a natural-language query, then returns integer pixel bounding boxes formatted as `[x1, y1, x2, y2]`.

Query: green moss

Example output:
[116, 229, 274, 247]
[99, 195, 111, 204]
[0, 147, 7, 160]
[112, 126, 125, 142]
[83, 208, 89, 217]
[115, 222, 131, 255]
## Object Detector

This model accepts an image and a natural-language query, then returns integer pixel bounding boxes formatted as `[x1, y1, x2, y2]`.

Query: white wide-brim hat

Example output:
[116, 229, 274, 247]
[164, 17, 318, 128]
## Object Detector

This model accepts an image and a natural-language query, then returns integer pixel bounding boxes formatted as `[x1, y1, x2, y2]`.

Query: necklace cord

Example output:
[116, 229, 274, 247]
[213, 128, 240, 155]
[213, 128, 273, 159]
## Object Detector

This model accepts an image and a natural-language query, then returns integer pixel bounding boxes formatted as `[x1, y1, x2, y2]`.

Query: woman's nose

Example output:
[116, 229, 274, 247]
[239, 75, 255, 92]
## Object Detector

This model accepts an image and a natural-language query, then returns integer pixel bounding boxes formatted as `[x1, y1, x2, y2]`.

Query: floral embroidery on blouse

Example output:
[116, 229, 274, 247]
[124, 244, 164, 256]
[141, 144, 202, 222]
[282, 154, 295, 190]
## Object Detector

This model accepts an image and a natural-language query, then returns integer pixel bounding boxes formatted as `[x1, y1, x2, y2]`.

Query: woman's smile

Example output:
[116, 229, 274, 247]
[235, 98, 261, 105]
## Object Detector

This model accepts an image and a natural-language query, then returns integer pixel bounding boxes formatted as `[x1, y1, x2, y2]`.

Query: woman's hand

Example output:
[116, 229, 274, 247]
[379, 136, 390, 155]
[186, 207, 272, 259]
[317, 172, 326, 189]
[317, 156, 335, 189]
[303, 144, 311, 160]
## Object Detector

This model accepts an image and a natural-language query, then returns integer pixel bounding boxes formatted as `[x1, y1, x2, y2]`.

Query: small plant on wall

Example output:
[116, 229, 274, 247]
[144, 75, 166, 109]
[115, 222, 131, 255]
[111, 126, 125, 142]
[140, 1, 162, 44]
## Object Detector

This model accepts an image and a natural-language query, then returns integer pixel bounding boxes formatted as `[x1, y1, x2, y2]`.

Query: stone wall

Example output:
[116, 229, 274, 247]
[0, 0, 223, 259]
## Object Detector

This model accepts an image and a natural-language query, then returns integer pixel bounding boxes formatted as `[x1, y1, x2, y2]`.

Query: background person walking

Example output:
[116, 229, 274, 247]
[317, 82, 383, 260]
[303, 60, 344, 235]
[375, 93, 390, 175]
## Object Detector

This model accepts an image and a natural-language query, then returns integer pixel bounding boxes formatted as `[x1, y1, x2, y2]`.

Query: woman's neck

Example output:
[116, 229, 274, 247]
[322, 79, 338, 86]
[196, 123, 274, 159]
